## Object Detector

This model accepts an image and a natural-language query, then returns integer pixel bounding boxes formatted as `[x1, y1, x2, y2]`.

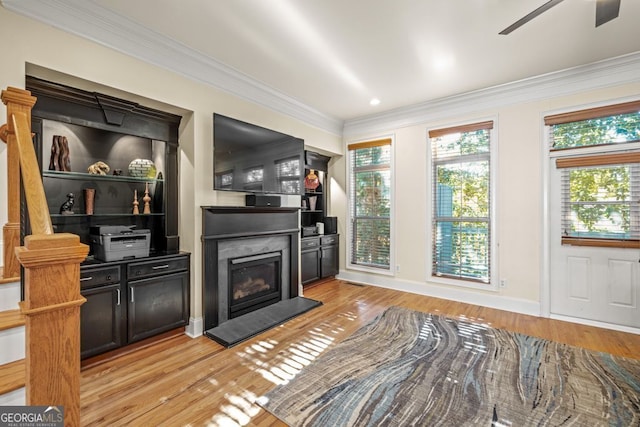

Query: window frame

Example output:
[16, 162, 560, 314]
[346, 136, 395, 275]
[427, 120, 498, 290]
[546, 100, 640, 249]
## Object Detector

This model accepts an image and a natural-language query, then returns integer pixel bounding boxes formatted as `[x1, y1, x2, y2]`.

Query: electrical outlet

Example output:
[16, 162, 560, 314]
[500, 279, 507, 288]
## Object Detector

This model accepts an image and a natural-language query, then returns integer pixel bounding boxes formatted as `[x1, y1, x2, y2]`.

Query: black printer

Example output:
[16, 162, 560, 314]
[90, 225, 151, 262]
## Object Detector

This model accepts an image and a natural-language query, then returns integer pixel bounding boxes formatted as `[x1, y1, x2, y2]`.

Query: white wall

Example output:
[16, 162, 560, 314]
[2, 6, 639, 325]
[340, 81, 640, 316]
[0, 8, 342, 326]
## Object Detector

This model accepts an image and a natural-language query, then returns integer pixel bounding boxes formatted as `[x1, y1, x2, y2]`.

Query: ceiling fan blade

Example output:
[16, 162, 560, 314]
[595, 0, 621, 27]
[499, 0, 566, 35]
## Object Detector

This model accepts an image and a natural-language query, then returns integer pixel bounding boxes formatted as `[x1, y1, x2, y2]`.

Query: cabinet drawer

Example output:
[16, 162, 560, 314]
[301, 237, 320, 249]
[80, 265, 120, 289]
[128, 255, 189, 280]
[321, 234, 339, 245]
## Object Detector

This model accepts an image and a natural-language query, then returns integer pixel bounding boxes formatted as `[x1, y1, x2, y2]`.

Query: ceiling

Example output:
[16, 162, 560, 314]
[4, 0, 640, 130]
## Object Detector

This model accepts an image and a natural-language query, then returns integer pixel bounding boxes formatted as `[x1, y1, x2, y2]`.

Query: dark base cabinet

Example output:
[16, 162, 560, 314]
[80, 252, 190, 359]
[301, 234, 339, 285]
[301, 238, 321, 284]
[128, 271, 190, 343]
[321, 235, 339, 277]
[80, 283, 123, 359]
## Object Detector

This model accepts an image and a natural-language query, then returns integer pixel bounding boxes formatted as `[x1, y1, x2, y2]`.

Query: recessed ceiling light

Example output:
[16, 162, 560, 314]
[370, 98, 380, 106]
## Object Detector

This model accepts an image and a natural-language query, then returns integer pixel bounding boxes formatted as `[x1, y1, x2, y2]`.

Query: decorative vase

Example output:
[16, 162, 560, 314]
[305, 169, 319, 191]
[128, 158, 156, 178]
[143, 182, 151, 214]
[132, 189, 139, 215]
[83, 188, 95, 215]
[308, 195, 317, 211]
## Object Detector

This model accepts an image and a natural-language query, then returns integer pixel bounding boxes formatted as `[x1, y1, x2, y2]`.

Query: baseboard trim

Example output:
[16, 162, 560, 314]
[550, 314, 640, 335]
[337, 271, 541, 317]
[185, 316, 203, 338]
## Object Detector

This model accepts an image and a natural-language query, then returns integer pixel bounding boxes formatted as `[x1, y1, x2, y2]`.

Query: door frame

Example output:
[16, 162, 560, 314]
[541, 122, 640, 334]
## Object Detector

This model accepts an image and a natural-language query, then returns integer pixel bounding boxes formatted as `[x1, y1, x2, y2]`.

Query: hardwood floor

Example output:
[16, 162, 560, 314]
[80, 279, 640, 426]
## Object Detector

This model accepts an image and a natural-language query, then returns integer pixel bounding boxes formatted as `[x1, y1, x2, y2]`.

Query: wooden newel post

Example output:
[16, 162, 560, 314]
[16, 233, 89, 427]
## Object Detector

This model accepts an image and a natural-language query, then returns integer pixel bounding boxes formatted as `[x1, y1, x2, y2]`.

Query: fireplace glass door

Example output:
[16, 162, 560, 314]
[228, 252, 281, 318]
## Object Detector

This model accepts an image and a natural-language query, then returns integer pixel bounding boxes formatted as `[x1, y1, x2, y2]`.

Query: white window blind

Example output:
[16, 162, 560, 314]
[429, 121, 493, 283]
[556, 153, 640, 248]
[348, 139, 392, 270]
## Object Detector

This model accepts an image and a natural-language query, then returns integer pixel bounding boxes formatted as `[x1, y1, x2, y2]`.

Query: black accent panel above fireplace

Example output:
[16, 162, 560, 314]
[201, 206, 301, 332]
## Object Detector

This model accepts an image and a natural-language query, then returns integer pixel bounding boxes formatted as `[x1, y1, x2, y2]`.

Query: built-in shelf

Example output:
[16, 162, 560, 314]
[51, 213, 165, 218]
[44, 170, 163, 183]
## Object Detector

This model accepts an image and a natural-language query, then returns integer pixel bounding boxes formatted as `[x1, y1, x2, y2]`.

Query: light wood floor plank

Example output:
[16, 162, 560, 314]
[80, 280, 640, 426]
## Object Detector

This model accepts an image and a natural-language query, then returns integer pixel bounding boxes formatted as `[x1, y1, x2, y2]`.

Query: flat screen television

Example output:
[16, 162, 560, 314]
[213, 113, 304, 195]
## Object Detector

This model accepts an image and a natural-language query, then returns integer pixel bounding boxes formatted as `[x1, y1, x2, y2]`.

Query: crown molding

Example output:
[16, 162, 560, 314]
[1, 0, 344, 135]
[344, 51, 640, 137]
[4, 0, 639, 139]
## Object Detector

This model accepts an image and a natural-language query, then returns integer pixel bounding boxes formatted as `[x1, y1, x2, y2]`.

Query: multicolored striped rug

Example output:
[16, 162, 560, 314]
[259, 306, 640, 426]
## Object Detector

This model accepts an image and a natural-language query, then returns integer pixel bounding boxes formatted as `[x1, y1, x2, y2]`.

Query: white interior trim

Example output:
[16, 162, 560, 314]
[1, 0, 343, 135]
[185, 316, 203, 338]
[345, 53, 640, 136]
[338, 270, 541, 318]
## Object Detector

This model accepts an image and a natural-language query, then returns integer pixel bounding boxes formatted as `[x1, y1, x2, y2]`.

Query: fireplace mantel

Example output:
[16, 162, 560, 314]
[201, 206, 300, 332]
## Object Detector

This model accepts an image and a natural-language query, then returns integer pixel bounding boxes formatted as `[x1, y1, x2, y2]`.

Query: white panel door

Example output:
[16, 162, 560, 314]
[549, 160, 640, 328]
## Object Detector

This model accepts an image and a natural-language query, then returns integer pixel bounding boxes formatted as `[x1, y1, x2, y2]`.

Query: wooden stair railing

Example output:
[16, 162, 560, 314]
[0, 99, 20, 281]
[2, 87, 88, 426]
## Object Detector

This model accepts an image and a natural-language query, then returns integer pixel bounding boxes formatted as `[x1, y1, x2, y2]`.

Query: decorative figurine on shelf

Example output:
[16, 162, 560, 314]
[132, 189, 139, 215]
[59, 192, 75, 215]
[143, 182, 151, 214]
[128, 158, 156, 178]
[304, 169, 320, 191]
[88, 161, 110, 175]
[49, 135, 71, 172]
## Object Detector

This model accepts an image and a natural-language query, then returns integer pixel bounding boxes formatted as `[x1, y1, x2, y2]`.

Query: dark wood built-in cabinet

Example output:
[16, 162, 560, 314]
[300, 151, 339, 285]
[301, 151, 330, 231]
[301, 234, 339, 285]
[80, 253, 190, 358]
[25, 76, 190, 359]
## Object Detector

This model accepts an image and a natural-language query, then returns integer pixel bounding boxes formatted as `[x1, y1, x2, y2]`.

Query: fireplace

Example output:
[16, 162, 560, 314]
[229, 252, 281, 318]
[201, 206, 300, 332]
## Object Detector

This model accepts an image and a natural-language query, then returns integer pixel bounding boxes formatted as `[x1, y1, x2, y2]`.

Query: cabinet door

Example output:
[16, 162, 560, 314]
[128, 271, 189, 343]
[81, 283, 124, 359]
[301, 249, 321, 285]
[321, 244, 339, 278]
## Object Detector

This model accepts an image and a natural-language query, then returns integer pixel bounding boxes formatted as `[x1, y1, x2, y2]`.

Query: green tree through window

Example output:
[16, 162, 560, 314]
[548, 103, 640, 246]
[349, 140, 392, 269]
[430, 122, 493, 283]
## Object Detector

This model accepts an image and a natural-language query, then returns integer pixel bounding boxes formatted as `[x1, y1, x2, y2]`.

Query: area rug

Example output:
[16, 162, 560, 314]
[259, 306, 640, 426]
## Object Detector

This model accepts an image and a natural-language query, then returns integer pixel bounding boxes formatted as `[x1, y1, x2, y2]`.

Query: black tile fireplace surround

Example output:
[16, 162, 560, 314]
[201, 206, 300, 332]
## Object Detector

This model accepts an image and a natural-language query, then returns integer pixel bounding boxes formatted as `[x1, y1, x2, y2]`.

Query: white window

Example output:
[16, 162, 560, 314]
[348, 138, 392, 271]
[429, 121, 494, 284]
[547, 100, 640, 248]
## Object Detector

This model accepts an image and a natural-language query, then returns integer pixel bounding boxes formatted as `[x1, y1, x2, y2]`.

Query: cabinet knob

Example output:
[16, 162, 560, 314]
[106, 275, 111, 281]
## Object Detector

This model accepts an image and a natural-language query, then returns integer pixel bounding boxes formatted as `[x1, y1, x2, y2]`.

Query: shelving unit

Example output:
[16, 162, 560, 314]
[25, 76, 190, 359]
[300, 150, 339, 285]
[301, 151, 329, 232]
